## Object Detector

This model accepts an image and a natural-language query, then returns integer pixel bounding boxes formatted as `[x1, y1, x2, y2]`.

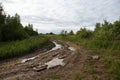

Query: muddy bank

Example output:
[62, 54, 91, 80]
[0, 41, 55, 64]
[1, 40, 103, 80]
[21, 41, 62, 63]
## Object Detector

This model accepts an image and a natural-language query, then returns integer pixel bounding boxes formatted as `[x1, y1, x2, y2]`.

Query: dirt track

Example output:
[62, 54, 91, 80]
[0, 40, 105, 80]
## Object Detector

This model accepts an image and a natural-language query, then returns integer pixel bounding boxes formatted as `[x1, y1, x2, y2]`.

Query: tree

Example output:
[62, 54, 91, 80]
[0, 3, 6, 25]
[112, 20, 120, 40]
[0, 3, 6, 41]
[93, 20, 120, 40]
[94, 23, 101, 32]
[60, 30, 67, 36]
[76, 28, 93, 39]
[1, 15, 29, 41]
[24, 24, 38, 36]
[68, 30, 74, 35]
[0, 3, 38, 41]
[93, 20, 112, 40]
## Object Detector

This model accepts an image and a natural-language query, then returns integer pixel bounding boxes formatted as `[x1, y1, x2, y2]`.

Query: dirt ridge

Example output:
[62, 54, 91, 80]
[0, 40, 105, 80]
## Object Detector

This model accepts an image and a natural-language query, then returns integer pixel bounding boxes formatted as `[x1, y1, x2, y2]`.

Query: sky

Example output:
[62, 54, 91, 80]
[1, 0, 120, 33]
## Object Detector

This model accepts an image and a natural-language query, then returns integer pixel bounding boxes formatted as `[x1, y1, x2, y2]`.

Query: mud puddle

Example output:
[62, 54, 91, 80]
[45, 57, 65, 69]
[68, 47, 76, 51]
[21, 41, 62, 63]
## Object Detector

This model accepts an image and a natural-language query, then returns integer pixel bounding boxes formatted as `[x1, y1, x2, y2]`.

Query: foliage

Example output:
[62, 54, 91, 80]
[0, 36, 51, 60]
[1, 14, 29, 41]
[49, 74, 62, 79]
[57, 19, 120, 80]
[76, 28, 93, 39]
[24, 24, 38, 36]
[94, 20, 120, 40]
[60, 30, 67, 36]
[0, 4, 38, 42]
[74, 74, 83, 80]
[68, 30, 74, 35]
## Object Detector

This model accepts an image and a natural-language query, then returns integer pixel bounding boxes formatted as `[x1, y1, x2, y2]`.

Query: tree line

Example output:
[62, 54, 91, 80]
[60, 20, 120, 41]
[0, 4, 38, 42]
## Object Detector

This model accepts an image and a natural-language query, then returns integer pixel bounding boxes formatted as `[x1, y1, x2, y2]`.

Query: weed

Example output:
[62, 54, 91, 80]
[0, 36, 51, 60]
[49, 74, 62, 79]
[74, 74, 83, 80]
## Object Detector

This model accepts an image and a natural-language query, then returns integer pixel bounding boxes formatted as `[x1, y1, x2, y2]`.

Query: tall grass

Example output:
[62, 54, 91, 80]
[56, 35, 120, 79]
[0, 35, 51, 60]
[56, 35, 120, 50]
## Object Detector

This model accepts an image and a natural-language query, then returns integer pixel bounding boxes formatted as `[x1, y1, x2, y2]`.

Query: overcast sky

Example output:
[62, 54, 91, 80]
[1, 0, 120, 33]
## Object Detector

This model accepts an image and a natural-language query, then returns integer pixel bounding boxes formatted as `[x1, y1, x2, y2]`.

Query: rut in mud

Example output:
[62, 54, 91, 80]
[0, 40, 104, 80]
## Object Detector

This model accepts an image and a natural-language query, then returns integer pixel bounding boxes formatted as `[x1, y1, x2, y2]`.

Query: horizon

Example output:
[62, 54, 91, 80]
[1, 0, 120, 33]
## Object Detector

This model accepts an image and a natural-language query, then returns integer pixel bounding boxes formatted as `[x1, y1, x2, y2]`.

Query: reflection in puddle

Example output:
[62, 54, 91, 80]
[49, 41, 62, 51]
[68, 47, 76, 51]
[45, 57, 65, 69]
[21, 41, 62, 63]
[45, 41, 62, 53]
[21, 56, 38, 63]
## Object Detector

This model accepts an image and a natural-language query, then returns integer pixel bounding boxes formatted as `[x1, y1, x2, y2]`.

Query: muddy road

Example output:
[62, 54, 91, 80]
[0, 40, 104, 80]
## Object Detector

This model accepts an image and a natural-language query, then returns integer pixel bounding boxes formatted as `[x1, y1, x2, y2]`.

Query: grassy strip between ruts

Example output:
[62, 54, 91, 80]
[0, 35, 51, 60]
[56, 35, 120, 80]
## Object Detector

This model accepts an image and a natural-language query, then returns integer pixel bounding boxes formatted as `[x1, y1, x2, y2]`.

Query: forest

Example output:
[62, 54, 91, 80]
[0, 4, 51, 59]
[0, 4, 38, 41]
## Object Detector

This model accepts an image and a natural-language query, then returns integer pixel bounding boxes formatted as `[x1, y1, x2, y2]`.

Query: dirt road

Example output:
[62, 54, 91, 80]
[0, 40, 105, 80]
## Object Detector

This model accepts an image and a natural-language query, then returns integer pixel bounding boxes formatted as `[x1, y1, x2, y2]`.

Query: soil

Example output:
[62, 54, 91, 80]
[0, 40, 106, 80]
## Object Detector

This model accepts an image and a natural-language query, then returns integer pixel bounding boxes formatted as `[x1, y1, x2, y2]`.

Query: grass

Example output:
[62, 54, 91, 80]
[85, 65, 96, 74]
[74, 74, 83, 80]
[103, 55, 120, 80]
[0, 35, 52, 60]
[55, 35, 120, 80]
[49, 74, 62, 79]
[56, 35, 120, 50]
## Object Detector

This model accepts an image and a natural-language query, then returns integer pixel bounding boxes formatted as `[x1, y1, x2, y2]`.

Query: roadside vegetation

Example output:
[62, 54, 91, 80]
[1, 2, 120, 79]
[57, 20, 120, 80]
[0, 4, 38, 42]
[0, 36, 51, 60]
[0, 4, 51, 60]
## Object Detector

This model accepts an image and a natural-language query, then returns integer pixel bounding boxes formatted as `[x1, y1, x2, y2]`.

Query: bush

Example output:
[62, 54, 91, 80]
[76, 28, 93, 39]
[94, 20, 120, 40]
[0, 36, 51, 60]
[0, 4, 38, 42]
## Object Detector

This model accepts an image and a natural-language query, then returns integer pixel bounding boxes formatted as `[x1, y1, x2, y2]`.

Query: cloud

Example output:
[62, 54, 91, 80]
[1, 0, 120, 33]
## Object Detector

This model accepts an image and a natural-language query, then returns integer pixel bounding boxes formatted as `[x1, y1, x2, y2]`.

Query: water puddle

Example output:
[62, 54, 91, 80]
[21, 41, 62, 63]
[45, 57, 65, 69]
[68, 47, 76, 51]
[21, 56, 38, 63]
[45, 41, 62, 53]
[49, 41, 62, 51]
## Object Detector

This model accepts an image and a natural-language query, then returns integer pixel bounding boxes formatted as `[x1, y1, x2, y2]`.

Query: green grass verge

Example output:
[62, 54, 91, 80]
[0, 35, 51, 60]
[49, 74, 62, 79]
[55, 35, 120, 80]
